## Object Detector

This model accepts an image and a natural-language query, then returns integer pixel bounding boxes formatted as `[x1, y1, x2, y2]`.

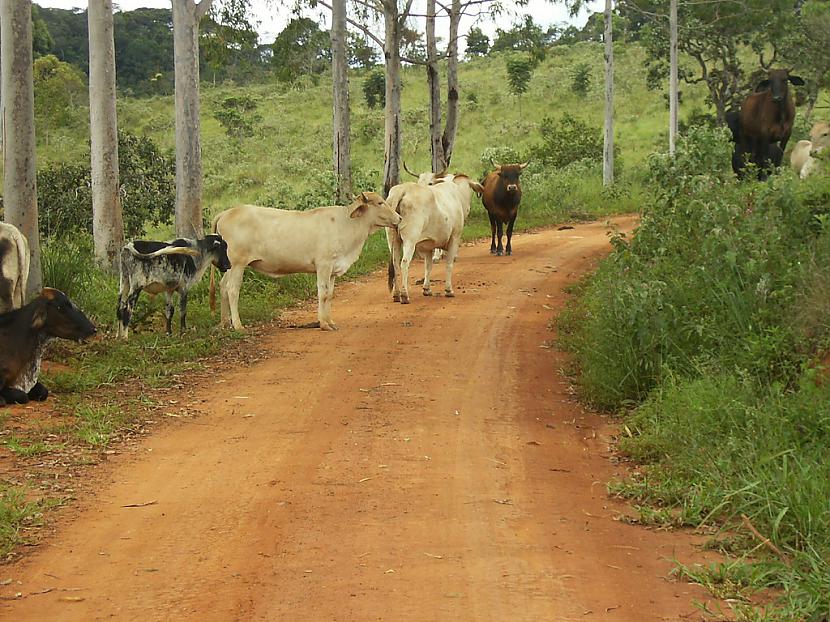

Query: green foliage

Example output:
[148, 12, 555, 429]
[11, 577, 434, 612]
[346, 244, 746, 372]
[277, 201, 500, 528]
[531, 113, 603, 168]
[564, 125, 830, 618]
[31, 4, 54, 58]
[465, 26, 490, 57]
[363, 70, 386, 109]
[37, 131, 175, 240]
[271, 17, 330, 83]
[0, 485, 57, 559]
[505, 54, 534, 100]
[33, 54, 87, 132]
[348, 33, 379, 69]
[114, 8, 175, 95]
[570, 62, 591, 98]
[492, 15, 547, 64]
[213, 95, 262, 139]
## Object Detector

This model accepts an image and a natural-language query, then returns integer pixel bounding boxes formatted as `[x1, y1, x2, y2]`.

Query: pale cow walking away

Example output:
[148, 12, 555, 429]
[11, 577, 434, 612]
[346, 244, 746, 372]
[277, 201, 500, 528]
[790, 121, 830, 179]
[386, 174, 483, 304]
[211, 192, 400, 331]
[0, 222, 30, 313]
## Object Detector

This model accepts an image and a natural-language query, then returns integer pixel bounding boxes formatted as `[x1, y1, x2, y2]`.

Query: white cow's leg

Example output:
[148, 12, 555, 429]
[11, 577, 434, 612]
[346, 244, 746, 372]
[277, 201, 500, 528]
[390, 235, 403, 302]
[422, 251, 434, 296]
[399, 240, 416, 304]
[444, 236, 461, 298]
[316, 265, 336, 330]
[327, 274, 338, 330]
[222, 265, 246, 330]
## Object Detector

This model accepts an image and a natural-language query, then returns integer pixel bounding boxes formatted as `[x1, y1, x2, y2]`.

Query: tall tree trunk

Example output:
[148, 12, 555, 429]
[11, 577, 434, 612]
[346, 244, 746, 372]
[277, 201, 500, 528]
[441, 0, 460, 167]
[603, 0, 614, 186]
[668, 0, 678, 155]
[172, 0, 213, 238]
[331, 0, 352, 203]
[382, 1, 402, 198]
[88, 0, 124, 272]
[1, 0, 41, 296]
[426, 0, 445, 173]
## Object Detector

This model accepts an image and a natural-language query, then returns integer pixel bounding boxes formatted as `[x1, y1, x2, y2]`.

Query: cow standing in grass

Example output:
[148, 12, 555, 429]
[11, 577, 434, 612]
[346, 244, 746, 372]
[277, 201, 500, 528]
[116, 235, 231, 338]
[481, 162, 528, 255]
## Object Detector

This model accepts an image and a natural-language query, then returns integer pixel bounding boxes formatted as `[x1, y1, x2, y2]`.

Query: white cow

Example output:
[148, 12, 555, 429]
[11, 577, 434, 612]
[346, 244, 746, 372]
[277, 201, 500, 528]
[790, 121, 830, 179]
[0, 222, 30, 313]
[385, 174, 483, 304]
[211, 191, 401, 331]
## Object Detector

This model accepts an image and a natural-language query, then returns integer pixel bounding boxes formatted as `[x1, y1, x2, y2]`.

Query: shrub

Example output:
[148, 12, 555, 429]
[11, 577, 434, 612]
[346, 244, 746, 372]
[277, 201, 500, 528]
[531, 113, 603, 169]
[213, 95, 262, 139]
[363, 70, 385, 109]
[37, 131, 175, 240]
[571, 62, 591, 98]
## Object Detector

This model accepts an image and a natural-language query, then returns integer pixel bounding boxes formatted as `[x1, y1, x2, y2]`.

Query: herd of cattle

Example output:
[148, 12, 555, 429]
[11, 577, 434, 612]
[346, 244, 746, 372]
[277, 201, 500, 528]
[0, 164, 525, 405]
[0, 66, 827, 407]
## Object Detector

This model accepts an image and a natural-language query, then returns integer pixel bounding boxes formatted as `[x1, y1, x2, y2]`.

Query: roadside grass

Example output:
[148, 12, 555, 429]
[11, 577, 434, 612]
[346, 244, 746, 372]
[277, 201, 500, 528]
[0, 486, 63, 560]
[562, 127, 830, 620]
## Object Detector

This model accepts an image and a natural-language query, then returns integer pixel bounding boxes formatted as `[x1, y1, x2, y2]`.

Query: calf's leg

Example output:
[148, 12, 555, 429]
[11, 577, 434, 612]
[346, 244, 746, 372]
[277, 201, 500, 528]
[179, 290, 189, 334]
[164, 292, 175, 335]
[119, 288, 143, 339]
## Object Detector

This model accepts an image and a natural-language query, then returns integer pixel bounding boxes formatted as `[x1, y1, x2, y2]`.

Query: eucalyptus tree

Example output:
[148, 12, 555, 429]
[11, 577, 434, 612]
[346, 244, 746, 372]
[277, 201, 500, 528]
[331, 0, 352, 202]
[88, 0, 124, 272]
[1, 0, 42, 295]
[603, 0, 614, 185]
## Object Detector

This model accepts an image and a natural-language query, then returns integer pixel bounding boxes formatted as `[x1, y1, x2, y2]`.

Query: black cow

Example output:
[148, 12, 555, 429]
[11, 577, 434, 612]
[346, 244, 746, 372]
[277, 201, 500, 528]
[0, 288, 96, 405]
[481, 162, 528, 256]
[116, 235, 231, 338]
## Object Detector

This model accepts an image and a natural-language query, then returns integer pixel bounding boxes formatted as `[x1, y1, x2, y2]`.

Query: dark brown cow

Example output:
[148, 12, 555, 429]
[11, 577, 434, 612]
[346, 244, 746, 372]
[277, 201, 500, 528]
[0, 288, 96, 405]
[737, 69, 804, 179]
[481, 162, 528, 256]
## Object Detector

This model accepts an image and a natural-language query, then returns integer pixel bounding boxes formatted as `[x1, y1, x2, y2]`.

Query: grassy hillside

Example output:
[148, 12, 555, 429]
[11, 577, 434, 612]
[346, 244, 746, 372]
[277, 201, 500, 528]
[36, 41, 710, 218]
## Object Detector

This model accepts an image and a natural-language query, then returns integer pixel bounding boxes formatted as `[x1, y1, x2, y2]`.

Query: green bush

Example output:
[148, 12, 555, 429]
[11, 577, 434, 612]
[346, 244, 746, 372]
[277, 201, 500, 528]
[363, 70, 385, 109]
[213, 95, 262, 139]
[37, 130, 174, 240]
[531, 113, 604, 169]
[570, 62, 591, 98]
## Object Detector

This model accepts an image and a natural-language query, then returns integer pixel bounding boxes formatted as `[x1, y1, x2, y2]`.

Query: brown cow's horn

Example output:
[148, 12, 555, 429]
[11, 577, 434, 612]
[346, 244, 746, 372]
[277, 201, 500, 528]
[402, 161, 419, 178]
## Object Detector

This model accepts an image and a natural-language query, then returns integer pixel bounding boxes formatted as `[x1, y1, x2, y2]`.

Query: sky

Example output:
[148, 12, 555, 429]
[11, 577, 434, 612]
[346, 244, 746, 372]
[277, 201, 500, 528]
[35, 0, 596, 45]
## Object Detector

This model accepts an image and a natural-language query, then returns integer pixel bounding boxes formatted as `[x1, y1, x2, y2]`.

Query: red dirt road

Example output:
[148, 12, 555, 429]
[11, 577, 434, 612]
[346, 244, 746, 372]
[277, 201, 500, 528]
[1, 217, 717, 621]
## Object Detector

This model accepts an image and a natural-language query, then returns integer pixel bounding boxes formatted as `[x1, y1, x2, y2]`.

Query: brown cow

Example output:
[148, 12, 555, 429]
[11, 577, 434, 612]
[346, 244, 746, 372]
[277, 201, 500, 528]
[481, 162, 528, 256]
[738, 69, 804, 179]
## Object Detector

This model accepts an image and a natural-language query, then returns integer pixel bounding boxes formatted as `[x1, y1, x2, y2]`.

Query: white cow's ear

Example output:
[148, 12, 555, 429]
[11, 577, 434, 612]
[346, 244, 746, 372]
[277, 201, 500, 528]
[350, 203, 368, 219]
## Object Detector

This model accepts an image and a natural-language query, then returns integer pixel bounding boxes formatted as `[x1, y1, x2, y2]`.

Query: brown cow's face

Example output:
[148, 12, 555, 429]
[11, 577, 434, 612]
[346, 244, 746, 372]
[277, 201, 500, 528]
[757, 69, 804, 102]
[497, 163, 527, 193]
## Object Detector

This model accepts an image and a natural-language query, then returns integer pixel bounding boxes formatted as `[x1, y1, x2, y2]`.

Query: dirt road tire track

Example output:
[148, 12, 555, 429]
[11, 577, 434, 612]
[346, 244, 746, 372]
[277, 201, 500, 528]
[2, 217, 718, 621]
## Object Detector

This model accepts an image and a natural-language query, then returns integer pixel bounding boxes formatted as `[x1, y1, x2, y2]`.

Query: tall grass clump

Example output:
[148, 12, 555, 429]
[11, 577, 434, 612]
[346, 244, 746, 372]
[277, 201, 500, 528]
[567, 125, 830, 618]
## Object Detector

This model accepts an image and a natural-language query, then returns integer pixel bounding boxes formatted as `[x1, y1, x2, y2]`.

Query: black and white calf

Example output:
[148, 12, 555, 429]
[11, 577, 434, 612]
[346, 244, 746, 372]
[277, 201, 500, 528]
[116, 235, 231, 338]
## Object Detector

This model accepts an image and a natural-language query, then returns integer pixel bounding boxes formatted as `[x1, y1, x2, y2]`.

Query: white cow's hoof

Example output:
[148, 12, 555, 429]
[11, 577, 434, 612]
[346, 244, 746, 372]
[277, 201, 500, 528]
[392, 294, 401, 303]
[400, 295, 410, 305]
[445, 291, 455, 298]
[423, 289, 432, 297]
